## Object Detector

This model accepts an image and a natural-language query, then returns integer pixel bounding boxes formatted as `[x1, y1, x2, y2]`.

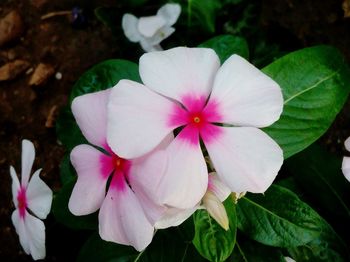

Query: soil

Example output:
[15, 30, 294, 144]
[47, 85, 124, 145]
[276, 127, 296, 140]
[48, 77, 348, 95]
[0, 0, 350, 261]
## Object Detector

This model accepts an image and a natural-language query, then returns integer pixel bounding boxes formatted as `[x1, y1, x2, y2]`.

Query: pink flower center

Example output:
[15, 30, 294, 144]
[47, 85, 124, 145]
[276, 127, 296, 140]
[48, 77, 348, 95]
[100, 149, 131, 192]
[17, 186, 27, 219]
[169, 95, 223, 145]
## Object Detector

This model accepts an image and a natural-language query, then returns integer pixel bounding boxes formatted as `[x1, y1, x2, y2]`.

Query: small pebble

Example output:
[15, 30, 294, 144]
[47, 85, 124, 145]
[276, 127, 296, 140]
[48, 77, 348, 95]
[0, 10, 24, 47]
[29, 63, 55, 86]
[55, 71, 62, 80]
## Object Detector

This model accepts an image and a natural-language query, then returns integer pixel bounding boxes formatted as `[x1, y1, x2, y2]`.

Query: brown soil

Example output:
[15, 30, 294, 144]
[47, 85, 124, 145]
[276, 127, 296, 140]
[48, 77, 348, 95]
[1, 0, 350, 261]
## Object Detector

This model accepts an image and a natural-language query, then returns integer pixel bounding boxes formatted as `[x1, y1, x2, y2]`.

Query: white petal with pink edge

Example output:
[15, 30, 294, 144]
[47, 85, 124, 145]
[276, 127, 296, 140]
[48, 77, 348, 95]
[208, 172, 231, 202]
[210, 54, 283, 128]
[71, 89, 111, 149]
[139, 47, 220, 103]
[205, 127, 283, 193]
[12, 210, 46, 260]
[107, 80, 174, 159]
[156, 131, 208, 209]
[21, 139, 35, 187]
[342, 156, 350, 182]
[99, 181, 154, 251]
[69, 144, 112, 215]
[10, 166, 20, 207]
[26, 169, 53, 220]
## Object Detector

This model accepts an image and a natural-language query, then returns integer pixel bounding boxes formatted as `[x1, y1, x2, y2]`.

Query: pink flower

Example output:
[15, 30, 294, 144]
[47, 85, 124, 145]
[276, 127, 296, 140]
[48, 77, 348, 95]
[10, 140, 53, 260]
[68, 89, 172, 251]
[107, 47, 284, 209]
[342, 137, 350, 182]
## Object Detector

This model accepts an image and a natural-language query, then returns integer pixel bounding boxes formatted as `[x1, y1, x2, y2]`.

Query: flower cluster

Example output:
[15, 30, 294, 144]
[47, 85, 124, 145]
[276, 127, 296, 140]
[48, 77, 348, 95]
[68, 46, 284, 251]
[122, 3, 181, 52]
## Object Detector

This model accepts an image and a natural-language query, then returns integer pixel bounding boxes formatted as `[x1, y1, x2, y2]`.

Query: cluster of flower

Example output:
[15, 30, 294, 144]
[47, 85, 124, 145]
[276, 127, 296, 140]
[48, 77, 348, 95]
[8, 2, 350, 261]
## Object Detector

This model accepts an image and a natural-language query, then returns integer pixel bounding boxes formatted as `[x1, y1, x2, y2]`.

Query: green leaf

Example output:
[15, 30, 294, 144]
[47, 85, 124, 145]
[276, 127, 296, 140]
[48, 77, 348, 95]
[230, 237, 285, 262]
[70, 59, 141, 102]
[193, 197, 237, 262]
[52, 179, 98, 230]
[56, 106, 87, 150]
[262, 46, 350, 159]
[59, 153, 76, 185]
[287, 215, 348, 261]
[187, 0, 221, 33]
[77, 233, 138, 262]
[199, 35, 249, 62]
[286, 144, 350, 236]
[237, 184, 321, 247]
[141, 226, 203, 262]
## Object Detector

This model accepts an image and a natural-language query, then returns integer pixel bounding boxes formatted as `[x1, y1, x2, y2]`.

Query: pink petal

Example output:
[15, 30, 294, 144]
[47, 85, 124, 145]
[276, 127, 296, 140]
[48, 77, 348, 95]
[156, 134, 208, 209]
[210, 55, 283, 128]
[155, 206, 197, 229]
[107, 80, 174, 158]
[157, 3, 181, 26]
[342, 156, 350, 182]
[71, 89, 111, 149]
[12, 210, 46, 260]
[138, 15, 166, 38]
[99, 179, 154, 251]
[345, 137, 350, 152]
[129, 150, 168, 224]
[205, 127, 283, 193]
[10, 166, 20, 207]
[208, 172, 231, 202]
[26, 169, 53, 220]
[69, 144, 112, 215]
[21, 139, 35, 187]
[122, 14, 141, 43]
[139, 47, 220, 104]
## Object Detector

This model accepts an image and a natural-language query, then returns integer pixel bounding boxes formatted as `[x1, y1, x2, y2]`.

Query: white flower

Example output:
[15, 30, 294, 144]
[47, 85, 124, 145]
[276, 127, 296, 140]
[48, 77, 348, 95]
[10, 140, 53, 260]
[342, 136, 350, 182]
[122, 3, 181, 52]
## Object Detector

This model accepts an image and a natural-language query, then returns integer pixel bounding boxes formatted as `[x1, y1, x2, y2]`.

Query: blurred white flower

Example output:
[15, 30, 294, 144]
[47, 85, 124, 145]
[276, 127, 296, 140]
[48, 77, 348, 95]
[342, 136, 350, 182]
[10, 140, 53, 260]
[122, 3, 181, 52]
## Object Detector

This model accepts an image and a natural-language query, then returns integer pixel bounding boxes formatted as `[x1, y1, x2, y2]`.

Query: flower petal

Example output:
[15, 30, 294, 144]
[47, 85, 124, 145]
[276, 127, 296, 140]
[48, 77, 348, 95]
[139, 47, 220, 103]
[10, 166, 20, 207]
[107, 80, 174, 158]
[99, 178, 154, 251]
[138, 15, 166, 38]
[129, 150, 168, 224]
[208, 172, 231, 202]
[147, 26, 175, 46]
[210, 54, 283, 128]
[71, 89, 111, 149]
[156, 131, 208, 209]
[205, 127, 283, 193]
[12, 210, 46, 260]
[26, 169, 53, 219]
[155, 206, 197, 229]
[345, 137, 350, 152]
[202, 191, 229, 230]
[342, 156, 350, 182]
[157, 3, 181, 26]
[122, 14, 142, 43]
[21, 139, 35, 187]
[69, 144, 112, 215]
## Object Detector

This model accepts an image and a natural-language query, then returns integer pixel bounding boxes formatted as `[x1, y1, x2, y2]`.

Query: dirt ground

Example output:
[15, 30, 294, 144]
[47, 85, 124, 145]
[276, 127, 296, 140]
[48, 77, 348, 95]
[0, 0, 350, 261]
